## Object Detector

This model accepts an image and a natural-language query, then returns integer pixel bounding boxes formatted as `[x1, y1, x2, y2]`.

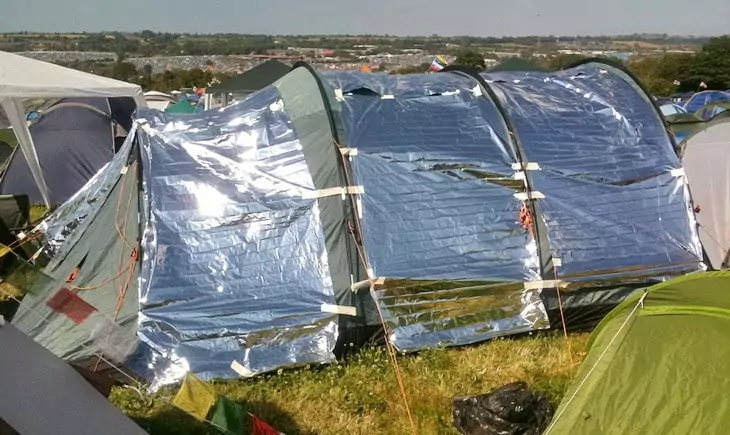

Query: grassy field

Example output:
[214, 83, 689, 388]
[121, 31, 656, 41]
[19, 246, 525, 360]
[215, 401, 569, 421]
[113, 333, 588, 435]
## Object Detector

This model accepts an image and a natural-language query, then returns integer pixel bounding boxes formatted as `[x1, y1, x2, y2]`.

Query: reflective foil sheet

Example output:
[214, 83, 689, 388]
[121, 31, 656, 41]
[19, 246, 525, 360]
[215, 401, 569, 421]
[323, 71, 550, 351]
[40, 127, 137, 264]
[484, 63, 704, 280]
[133, 86, 339, 384]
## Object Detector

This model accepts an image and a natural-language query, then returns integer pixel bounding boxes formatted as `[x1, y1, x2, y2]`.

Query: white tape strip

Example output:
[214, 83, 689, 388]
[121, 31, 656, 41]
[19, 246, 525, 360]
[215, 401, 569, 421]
[523, 280, 566, 290]
[472, 85, 483, 97]
[670, 168, 685, 177]
[339, 148, 358, 156]
[511, 162, 541, 171]
[381, 95, 395, 100]
[321, 303, 357, 316]
[366, 268, 375, 279]
[513, 171, 527, 181]
[301, 186, 364, 199]
[334, 89, 345, 101]
[552, 257, 563, 267]
[120, 166, 129, 175]
[356, 197, 363, 219]
[16, 231, 26, 240]
[514, 191, 545, 201]
[231, 360, 256, 377]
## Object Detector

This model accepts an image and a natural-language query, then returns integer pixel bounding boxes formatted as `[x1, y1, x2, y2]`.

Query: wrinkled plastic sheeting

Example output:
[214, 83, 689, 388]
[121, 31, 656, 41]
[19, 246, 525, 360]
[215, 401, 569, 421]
[133, 87, 339, 385]
[484, 64, 704, 280]
[39, 126, 137, 264]
[323, 71, 550, 351]
[452, 382, 554, 435]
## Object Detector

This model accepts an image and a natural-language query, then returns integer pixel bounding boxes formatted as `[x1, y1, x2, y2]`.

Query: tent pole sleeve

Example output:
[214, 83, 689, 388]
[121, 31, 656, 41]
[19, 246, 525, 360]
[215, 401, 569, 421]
[0, 98, 52, 207]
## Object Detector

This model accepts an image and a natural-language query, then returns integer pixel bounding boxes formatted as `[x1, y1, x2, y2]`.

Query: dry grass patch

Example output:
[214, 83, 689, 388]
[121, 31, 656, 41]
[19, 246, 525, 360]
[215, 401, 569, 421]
[113, 333, 588, 434]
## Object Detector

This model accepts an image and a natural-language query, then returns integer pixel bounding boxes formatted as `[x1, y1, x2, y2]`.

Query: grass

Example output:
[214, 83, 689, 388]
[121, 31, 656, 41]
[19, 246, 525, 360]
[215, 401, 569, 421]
[113, 333, 588, 434]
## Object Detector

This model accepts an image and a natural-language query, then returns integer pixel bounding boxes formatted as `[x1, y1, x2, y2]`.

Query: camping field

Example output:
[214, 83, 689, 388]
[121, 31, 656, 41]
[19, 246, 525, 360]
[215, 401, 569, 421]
[112, 333, 588, 435]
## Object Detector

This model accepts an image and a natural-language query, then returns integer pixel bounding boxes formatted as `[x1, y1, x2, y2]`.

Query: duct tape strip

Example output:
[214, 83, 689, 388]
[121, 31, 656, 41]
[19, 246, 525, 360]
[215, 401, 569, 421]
[552, 257, 563, 267]
[523, 279, 566, 290]
[351, 277, 385, 292]
[670, 168, 685, 177]
[514, 191, 545, 201]
[339, 147, 358, 156]
[231, 360, 256, 378]
[472, 85, 483, 97]
[511, 162, 541, 171]
[381, 95, 395, 100]
[321, 303, 357, 316]
[334, 89, 345, 101]
[301, 185, 365, 199]
[513, 171, 527, 181]
[120, 166, 129, 175]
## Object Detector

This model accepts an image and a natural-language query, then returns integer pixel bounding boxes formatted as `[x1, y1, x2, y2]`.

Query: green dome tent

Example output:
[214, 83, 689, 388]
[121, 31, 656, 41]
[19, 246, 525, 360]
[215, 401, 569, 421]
[546, 271, 730, 435]
[164, 98, 199, 114]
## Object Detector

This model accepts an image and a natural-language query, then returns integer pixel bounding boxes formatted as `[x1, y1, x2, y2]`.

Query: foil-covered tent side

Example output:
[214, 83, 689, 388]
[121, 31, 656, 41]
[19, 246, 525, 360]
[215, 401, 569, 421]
[321, 71, 551, 351]
[12, 68, 353, 387]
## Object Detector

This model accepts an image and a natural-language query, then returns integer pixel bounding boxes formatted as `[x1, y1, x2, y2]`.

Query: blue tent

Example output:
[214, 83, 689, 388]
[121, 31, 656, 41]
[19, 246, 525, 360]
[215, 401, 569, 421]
[684, 90, 730, 113]
[0, 97, 136, 204]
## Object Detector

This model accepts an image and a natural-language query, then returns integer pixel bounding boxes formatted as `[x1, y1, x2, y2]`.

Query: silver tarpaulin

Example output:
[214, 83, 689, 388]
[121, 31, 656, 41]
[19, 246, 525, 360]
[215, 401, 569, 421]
[134, 86, 339, 383]
[323, 71, 551, 351]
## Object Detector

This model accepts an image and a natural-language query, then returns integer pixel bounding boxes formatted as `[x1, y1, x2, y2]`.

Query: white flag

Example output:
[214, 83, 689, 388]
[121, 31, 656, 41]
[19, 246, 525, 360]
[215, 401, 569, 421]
[699, 81, 708, 89]
[673, 80, 681, 86]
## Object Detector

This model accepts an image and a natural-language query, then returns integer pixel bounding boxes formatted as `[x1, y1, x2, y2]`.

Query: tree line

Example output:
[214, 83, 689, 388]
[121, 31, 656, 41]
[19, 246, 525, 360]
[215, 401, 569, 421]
[447, 35, 730, 96]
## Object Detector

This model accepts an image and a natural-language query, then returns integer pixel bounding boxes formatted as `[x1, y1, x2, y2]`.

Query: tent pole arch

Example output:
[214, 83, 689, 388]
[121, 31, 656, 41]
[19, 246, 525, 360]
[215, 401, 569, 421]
[564, 58, 681, 156]
[440, 66, 556, 280]
[290, 61, 342, 145]
[0, 98, 51, 207]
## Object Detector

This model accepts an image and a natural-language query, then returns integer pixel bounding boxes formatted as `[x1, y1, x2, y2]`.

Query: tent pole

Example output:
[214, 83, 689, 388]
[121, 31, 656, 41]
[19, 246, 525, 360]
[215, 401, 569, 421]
[0, 98, 52, 207]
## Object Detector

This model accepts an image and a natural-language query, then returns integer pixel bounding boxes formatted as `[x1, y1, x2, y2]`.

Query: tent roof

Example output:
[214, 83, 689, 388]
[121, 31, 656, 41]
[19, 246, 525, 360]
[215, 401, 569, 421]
[0, 51, 143, 102]
[206, 59, 291, 94]
[546, 271, 730, 435]
[0, 320, 147, 435]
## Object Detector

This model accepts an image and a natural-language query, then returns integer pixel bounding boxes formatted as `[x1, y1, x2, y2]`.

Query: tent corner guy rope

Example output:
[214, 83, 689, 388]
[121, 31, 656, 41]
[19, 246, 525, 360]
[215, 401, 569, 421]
[543, 292, 648, 434]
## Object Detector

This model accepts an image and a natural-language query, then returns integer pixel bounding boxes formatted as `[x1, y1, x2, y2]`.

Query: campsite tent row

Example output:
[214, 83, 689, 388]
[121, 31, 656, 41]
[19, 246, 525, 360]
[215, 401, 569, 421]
[12, 59, 708, 388]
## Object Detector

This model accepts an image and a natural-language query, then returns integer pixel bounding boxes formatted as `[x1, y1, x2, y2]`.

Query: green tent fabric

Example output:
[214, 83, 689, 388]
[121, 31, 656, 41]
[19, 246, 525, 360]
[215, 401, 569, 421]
[165, 98, 198, 114]
[207, 60, 291, 95]
[546, 271, 730, 435]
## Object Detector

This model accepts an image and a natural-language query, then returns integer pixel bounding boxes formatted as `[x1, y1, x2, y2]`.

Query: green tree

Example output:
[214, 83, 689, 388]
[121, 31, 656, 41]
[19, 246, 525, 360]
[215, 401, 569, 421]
[453, 50, 486, 71]
[690, 36, 730, 89]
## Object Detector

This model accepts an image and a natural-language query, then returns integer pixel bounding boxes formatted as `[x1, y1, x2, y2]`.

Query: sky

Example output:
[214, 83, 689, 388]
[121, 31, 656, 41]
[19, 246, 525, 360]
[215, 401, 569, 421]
[2, 0, 729, 37]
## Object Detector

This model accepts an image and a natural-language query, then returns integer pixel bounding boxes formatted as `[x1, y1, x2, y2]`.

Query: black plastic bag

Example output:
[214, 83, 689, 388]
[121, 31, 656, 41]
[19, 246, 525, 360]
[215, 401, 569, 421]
[452, 381, 554, 435]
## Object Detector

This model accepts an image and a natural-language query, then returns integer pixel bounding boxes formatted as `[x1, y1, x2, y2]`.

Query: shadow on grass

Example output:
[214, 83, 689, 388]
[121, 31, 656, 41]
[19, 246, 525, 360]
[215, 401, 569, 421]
[132, 401, 312, 435]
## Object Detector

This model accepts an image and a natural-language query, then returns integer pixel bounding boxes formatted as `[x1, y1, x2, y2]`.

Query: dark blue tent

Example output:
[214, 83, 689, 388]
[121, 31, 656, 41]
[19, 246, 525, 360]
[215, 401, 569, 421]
[0, 97, 135, 204]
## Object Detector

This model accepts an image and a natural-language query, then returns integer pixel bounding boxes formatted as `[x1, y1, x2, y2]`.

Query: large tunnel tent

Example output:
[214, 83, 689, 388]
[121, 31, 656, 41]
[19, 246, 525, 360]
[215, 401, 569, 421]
[681, 115, 730, 269]
[0, 50, 145, 207]
[12, 61, 704, 389]
[0, 97, 137, 205]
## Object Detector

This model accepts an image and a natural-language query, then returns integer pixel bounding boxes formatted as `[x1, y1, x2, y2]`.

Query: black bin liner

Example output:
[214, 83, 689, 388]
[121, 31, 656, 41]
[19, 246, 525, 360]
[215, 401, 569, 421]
[452, 381, 554, 435]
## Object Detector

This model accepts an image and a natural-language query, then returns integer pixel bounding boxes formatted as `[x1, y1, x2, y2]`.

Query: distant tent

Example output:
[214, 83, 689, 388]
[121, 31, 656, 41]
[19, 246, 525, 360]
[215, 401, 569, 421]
[0, 97, 136, 204]
[695, 101, 730, 121]
[144, 91, 177, 111]
[681, 114, 730, 269]
[683, 90, 730, 113]
[206, 59, 291, 97]
[165, 97, 200, 114]
[665, 112, 706, 144]
[488, 58, 549, 72]
[660, 103, 687, 116]
[0, 319, 147, 435]
[546, 272, 730, 435]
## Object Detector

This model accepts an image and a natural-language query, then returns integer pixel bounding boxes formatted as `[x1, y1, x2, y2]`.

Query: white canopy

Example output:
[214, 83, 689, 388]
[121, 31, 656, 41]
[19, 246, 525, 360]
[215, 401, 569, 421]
[0, 51, 145, 206]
